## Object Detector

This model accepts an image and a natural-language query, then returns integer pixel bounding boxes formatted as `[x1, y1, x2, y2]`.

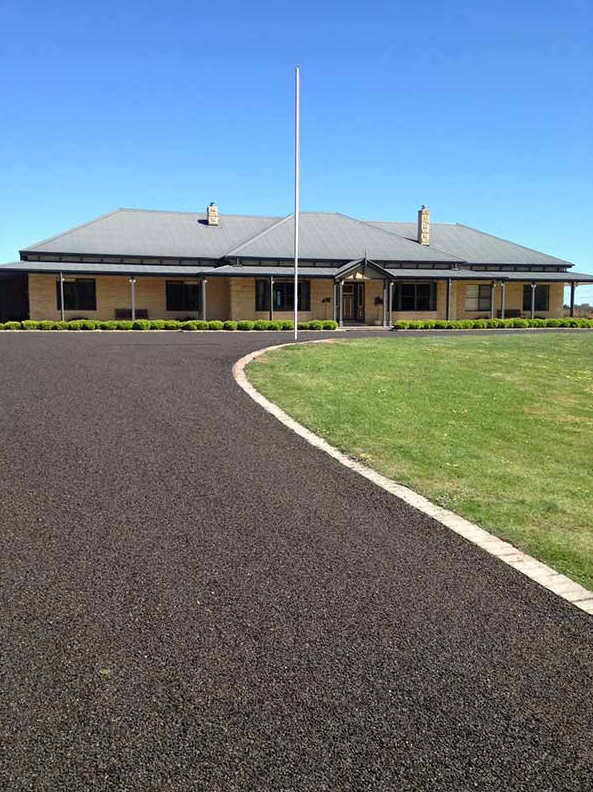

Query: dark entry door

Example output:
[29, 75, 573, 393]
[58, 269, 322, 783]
[342, 283, 365, 322]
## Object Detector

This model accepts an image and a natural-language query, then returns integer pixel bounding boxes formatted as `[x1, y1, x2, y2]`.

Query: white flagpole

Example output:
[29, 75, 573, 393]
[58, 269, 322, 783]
[293, 66, 300, 341]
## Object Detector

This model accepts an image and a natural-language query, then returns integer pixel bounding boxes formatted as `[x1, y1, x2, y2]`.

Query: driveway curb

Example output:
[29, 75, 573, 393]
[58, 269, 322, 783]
[234, 340, 593, 616]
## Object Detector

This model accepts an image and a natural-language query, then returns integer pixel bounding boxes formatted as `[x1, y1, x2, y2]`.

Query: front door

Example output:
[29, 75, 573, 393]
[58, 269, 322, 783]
[342, 282, 365, 323]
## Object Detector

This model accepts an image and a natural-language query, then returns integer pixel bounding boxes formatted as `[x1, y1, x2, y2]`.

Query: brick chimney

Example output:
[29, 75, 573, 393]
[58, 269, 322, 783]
[417, 205, 430, 245]
[206, 202, 219, 226]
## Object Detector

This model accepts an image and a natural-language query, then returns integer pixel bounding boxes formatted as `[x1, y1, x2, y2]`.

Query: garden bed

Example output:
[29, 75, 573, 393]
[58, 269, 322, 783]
[0, 319, 338, 332]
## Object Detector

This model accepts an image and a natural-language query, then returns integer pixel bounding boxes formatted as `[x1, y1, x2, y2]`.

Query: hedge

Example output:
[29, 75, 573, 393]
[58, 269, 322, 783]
[2, 317, 589, 332]
[392, 317, 593, 330]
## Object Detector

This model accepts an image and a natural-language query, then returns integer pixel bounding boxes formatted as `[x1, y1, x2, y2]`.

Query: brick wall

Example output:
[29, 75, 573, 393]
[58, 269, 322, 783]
[456, 281, 564, 319]
[229, 277, 334, 321]
[28, 275, 230, 321]
[26, 273, 567, 322]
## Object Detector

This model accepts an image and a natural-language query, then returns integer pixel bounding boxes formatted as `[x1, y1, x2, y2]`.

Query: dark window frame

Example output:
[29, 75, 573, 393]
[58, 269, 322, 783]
[465, 283, 492, 312]
[166, 280, 202, 312]
[394, 281, 437, 312]
[255, 278, 311, 311]
[522, 284, 549, 312]
[56, 278, 97, 311]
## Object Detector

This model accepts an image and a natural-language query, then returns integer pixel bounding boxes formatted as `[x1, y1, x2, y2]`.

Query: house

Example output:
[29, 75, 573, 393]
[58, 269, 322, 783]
[1, 204, 592, 324]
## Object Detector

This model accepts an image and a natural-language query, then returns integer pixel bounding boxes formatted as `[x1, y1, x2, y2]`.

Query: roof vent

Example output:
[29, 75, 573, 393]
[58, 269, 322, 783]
[417, 205, 429, 245]
[206, 202, 219, 226]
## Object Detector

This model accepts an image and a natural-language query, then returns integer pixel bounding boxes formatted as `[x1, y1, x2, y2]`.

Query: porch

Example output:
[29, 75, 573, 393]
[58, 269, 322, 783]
[11, 264, 585, 324]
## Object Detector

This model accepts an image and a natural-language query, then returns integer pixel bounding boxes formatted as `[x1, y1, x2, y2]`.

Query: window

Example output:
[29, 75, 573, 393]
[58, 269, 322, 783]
[465, 284, 492, 312]
[395, 281, 437, 311]
[523, 284, 549, 312]
[166, 281, 201, 312]
[56, 278, 96, 311]
[255, 279, 311, 311]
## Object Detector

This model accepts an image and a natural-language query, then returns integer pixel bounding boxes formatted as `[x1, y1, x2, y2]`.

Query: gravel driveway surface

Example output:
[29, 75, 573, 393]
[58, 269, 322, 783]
[1, 331, 592, 791]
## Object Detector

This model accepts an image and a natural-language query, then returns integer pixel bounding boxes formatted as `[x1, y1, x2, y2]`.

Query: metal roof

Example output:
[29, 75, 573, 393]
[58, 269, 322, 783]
[12, 207, 582, 270]
[1, 260, 591, 283]
[23, 209, 281, 259]
[227, 213, 462, 263]
[368, 221, 573, 267]
[383, 269, 593, 282]
[209, 265, 337, 278]
[0, 261, 212, 277]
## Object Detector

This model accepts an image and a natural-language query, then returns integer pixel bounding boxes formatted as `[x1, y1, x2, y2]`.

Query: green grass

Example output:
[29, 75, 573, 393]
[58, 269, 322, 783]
[248, 335, 593, 589]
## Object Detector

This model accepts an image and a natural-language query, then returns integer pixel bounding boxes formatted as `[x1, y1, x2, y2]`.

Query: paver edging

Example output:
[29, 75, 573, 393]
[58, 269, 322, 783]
[233, 339, 593, 616]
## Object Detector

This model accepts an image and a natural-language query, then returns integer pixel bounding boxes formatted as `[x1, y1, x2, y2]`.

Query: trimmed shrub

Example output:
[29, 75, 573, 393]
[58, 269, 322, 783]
[237, 320, 254, 331]
[21, 320, 40, 330]
[405, 320, 424, 330]
[3, 321, 21, 330]
[77, 320, 95, 330]
[223, 320, 237, 331]
[131, 319, 150, 331]
[307, 320, 323, 330]
[38, 320, 57, 330]
[511, 318, 529, 328]
[114, 320, 133, 330]
[322, 320, 338, 330]
[66, 321, 83, 330]
[471, 319, 488, 329]
[149, 320, 166, 330]
[297, 322, 308, 330]
[433, 320, 449, 329]
[280, 320, 293, 331]
[182, 321, 198, 331]
[193, 320, 208, 330]
[208, 320, 224, 330]
[98, 321, 117, 330]
[54, 321, 68, 330]
[267, 321, 281, 331]
[253, 320, 270, 331]
[393, 320, 410, 330]
[530, 318, 546, 328]
[163, 320, 180, 330]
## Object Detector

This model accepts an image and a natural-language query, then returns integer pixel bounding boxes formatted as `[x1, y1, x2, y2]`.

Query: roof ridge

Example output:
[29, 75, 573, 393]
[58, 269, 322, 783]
[117, 207, 283, 219]
[337, 212, 464, 262]
[367, 220, 458, 227]
[22, 208, 124, 252]
[455, 223, 572, 266]
[226, 213, 293, 257]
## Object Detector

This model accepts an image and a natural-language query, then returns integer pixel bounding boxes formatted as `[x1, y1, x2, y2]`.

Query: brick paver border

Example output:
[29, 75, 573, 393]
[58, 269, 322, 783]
[233, 340, 593, 616]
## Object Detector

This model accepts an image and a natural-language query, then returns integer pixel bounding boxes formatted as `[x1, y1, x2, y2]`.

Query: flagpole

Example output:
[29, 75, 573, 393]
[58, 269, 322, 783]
[293, 66, 300, 341]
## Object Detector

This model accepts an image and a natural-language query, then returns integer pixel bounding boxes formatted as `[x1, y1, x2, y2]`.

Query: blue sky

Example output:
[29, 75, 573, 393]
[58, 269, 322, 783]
[2, 0, 592, 302]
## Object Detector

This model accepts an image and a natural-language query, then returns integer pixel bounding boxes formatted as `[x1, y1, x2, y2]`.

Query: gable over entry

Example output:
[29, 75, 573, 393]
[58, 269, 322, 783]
[333, 258, 394, 327]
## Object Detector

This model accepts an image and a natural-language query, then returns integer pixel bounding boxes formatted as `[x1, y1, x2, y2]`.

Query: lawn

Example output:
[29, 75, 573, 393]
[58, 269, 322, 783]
[247, 334, 593, 589]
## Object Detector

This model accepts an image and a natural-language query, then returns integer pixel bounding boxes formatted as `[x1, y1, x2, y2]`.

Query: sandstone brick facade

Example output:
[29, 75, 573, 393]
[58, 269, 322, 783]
[27, 273, 566, 323]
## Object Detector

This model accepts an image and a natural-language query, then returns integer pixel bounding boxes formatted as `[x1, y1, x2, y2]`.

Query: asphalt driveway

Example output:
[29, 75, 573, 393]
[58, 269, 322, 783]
[1, 331, 592, 791]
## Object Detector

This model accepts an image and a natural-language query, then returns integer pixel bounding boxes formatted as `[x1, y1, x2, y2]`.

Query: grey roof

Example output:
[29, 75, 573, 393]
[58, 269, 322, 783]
[209, 265, 337, 278]
[334, 259, 393, 279]
[382, 269, 593, 283]
[0, 261, 212, 277]
[227, 213, 462, 262]
[368, 222, 573, 267]
[2, 260, 591, 283]
[14, 207, 580, 270]
[23, 209, 281, 259]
